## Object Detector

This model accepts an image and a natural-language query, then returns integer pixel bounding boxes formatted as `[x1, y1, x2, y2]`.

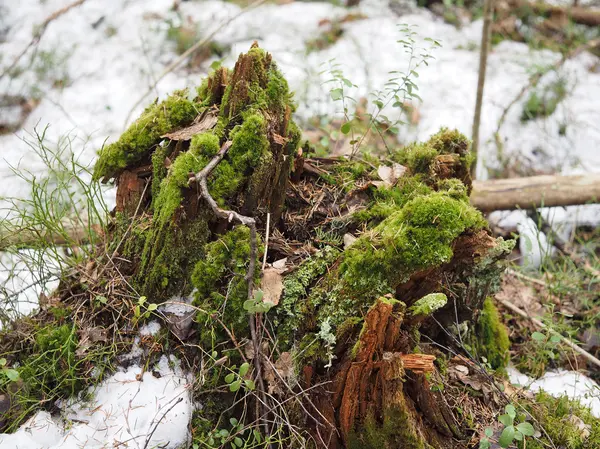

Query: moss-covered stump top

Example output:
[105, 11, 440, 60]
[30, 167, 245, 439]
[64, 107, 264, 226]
[94, 45, 300, 301]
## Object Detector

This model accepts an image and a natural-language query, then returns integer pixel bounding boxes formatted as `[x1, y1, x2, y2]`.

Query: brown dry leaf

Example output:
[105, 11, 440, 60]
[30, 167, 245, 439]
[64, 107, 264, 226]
[377, 163, 407, 187]
[265, 352, 295, 395]
[76, 327, 108, 357]
[261, 267, 284, 306]
[162, 111, 218, 141]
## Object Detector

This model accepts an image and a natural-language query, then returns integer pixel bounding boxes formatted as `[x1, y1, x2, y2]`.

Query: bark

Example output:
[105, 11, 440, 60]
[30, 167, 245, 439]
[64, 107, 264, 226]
[470, 173, 600, 212]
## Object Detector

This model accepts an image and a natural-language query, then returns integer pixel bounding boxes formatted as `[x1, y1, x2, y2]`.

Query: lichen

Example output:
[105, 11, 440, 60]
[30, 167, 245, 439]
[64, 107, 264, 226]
[94, 90, 198, 181]
[408, 293, 448, 318]
[276, 246, 342, 349]
[474, 297, 510, 372]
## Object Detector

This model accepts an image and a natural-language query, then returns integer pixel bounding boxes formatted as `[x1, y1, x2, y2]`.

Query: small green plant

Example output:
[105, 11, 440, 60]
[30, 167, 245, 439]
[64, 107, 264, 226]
[0, 357, 19, 383]
[322, 24, 440, 156]
[198, 417, 264, 448]
[224, 362, 255, 392]
[243, 289, 274, 314]
[0, 127, 108, 328]
[133, 295, 158, 322]
[480, 404, 535, 449]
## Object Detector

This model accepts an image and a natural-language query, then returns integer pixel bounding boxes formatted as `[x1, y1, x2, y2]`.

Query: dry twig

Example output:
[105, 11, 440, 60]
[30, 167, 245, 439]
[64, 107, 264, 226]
[497, 296, 600, 369]
[190, 140, 270, 435]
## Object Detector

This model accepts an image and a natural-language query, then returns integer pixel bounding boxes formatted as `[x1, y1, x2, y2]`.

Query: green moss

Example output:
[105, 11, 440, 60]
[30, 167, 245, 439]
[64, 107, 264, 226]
[191, 226, 262, 346]
[521, 391, 600, 449]
[94, 90, 198, 180]
[341, 191, 487, 297]
[151, 144, 172, 209]
[348, 405, 426, 449]
[475, 298, 510, 372]
[20, 324, 80, 397]
[395, 142, 439, 175]
[154, 132, 219, 225]
[228, 113, 270, 173]
[408, 293, 447, 318]
[354, 176, 434, 225]
[426, 127, 470, 156]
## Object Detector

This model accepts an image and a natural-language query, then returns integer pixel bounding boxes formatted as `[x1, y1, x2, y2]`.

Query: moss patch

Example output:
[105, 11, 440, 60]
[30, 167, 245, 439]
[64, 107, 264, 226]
[341, 191, 487, 297]
[408, 293, 448, 318]
[522, 391, 600, 449]
[94, 90, 198, 181]
[348, 405, 427, 449]
[474, 297, 510, 372]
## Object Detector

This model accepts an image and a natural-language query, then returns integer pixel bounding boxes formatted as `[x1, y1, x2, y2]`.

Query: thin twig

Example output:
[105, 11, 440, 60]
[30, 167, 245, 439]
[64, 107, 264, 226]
[0, 0, 87, 80]
[497, 297, 600, 369]
[123, 0, 267, 128]
[143, 397, 184, 449]
[191, 140, 270, 436]
[262, 213, 271, 271]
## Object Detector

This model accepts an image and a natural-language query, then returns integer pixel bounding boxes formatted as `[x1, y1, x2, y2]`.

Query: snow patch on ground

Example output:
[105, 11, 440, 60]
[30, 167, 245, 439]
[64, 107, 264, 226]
[0, 355, 192, 449]
[509, 368, 600, 418]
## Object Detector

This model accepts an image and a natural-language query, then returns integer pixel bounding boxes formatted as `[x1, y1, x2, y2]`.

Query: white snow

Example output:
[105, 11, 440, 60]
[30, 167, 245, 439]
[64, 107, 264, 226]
[0, 355, 192, 449]
[508, 368, 600, 418]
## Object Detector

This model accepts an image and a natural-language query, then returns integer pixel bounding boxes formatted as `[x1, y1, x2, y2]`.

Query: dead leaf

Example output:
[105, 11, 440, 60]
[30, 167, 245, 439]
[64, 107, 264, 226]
[377, 163, 407, 187]
[272, 258, 287, 270]
[162, 110, 218, 141]
[76, 327, 108, 357]
[344, 233, 357, 249]
[261, 268, 284, 306]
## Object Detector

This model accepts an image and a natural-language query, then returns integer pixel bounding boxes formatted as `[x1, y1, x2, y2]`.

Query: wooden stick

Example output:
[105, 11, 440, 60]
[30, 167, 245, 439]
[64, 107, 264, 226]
[497, 296, 600, 370]
[471, 0, 494, 178]
[470, 173, 600, 212]
[509, 0, 600, 27]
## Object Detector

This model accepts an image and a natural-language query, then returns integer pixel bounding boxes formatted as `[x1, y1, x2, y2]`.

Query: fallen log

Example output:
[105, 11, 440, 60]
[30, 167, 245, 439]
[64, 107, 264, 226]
[470, 173, 600, 212]
[509, 0, 600, 27]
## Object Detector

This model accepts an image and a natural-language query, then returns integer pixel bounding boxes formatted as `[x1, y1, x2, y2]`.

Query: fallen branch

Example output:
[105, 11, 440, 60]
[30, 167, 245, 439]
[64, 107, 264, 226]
[0, 0, 87, 80]
[470, 173, 600, 212]
[497, 296, 600, 370]
[509, 0, 600, 27]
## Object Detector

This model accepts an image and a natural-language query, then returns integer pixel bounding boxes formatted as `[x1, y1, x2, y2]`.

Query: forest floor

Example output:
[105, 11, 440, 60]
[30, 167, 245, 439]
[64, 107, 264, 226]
[0, 0, 600, 448]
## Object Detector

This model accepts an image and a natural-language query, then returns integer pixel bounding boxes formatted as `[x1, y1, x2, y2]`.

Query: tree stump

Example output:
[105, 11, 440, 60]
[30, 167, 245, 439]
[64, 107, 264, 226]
[87, 45, 514, 447]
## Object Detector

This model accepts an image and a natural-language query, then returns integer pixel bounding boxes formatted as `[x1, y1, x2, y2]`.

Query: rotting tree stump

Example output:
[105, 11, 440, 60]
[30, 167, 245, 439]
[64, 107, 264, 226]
[91, 44, 513, 448]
